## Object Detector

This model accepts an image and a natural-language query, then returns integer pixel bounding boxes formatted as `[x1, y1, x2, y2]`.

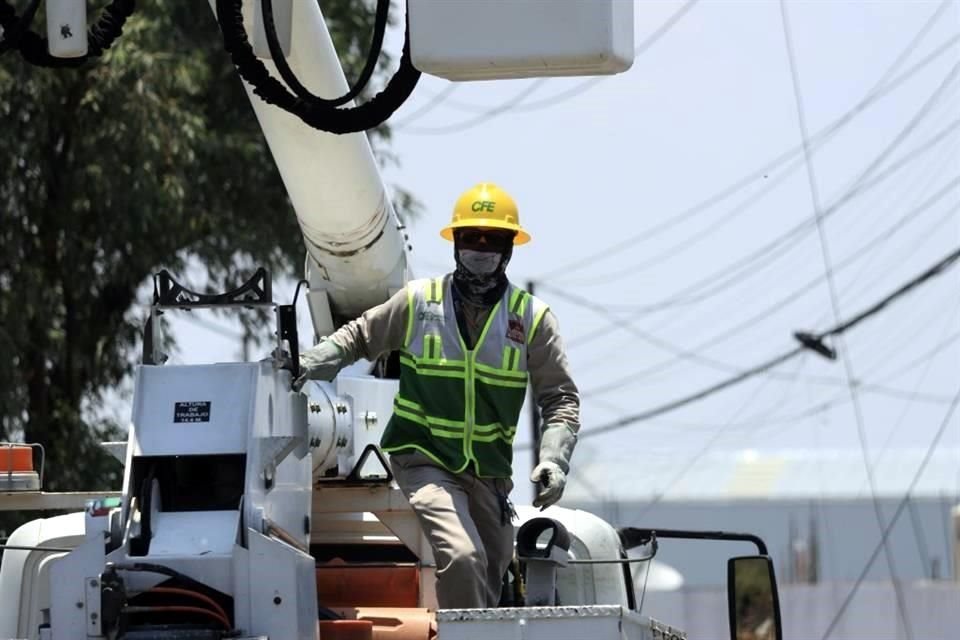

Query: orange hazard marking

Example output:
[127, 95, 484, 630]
[1, 446, 34, 473]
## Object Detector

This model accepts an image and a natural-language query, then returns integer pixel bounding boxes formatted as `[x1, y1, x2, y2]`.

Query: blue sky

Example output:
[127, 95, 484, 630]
[169, 1, 959, 505]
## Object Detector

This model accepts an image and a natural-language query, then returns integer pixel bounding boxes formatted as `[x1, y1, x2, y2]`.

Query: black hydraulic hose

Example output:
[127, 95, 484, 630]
[262, 0, 390, 106]
[0, 0, 40, 56]
[0, 0, 136, 68]
[216, 0, 421, 134]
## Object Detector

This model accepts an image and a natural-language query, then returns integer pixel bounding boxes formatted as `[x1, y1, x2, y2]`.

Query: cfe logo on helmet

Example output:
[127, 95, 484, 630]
[471, 200, 496, 212]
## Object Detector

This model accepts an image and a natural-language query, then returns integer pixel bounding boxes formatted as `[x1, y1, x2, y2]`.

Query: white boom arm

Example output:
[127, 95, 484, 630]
[208, 1, 409, 335]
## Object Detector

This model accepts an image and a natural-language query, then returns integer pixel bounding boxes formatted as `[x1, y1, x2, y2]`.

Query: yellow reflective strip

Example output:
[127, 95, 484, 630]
[515, 290, 530, 316]
[500, 346, 520, 371]
[474, 361, 527, 381]
[400, 351, 466, 367]
[473, 422, 517, 435]
[475, 372, 527, 389]
[528, 305, 549, 345]
[435, 277, 444, 303]
[404, 286, 415, 348]
[393, 406, 428, 426]
[509, 288, 523, 313]
[429, 334, 443, 360]
[400, 360, 466, 380]
[473, 299, 502, 353]
[393, 406, 466, 433]
[470, 431, 514, 443]
[395, 397, 465, 429]
[394, 396, 423, 412]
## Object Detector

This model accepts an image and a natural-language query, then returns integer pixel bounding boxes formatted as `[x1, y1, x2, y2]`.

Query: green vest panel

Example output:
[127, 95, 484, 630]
[381, 276, 549, 478]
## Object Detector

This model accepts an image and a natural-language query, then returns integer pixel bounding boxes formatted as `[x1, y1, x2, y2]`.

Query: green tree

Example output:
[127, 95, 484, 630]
[0, 0, 412, 528]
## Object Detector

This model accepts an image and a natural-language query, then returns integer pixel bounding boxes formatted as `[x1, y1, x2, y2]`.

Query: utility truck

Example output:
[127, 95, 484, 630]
[0, 2, 783, 638]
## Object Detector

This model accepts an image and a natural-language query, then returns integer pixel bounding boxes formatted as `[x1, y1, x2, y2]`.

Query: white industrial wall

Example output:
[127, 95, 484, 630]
[641, 582, 960, 640]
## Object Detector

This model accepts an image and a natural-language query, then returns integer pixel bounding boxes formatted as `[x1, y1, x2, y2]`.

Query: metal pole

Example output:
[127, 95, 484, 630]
[527, 279, 541, 473]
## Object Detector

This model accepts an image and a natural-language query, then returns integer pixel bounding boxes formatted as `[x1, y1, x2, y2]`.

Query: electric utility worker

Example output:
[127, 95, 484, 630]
[294, 183, 580, 609]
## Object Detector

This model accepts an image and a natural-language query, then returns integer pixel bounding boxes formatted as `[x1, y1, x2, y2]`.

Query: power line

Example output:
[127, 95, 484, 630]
[587, 321, 960, 434]
[564, 82, 960, 317]
[397, 0, 700, 134]
[392, 83, 459, 127]
[854, 299, 960, 498]
[572, 180, 958, 384]
[397, 79, 548, 135]
[538, 26, 960, 282]
[779, 1, 911, 631]
[563, 114, 960, 289]
[523, 246, 960, 448]
[819, 382, 960, 640]
[632, 363, 789, 520]
[558, 178, 960, 396]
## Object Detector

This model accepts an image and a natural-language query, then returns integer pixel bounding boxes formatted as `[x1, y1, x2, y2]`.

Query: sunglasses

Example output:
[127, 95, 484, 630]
[455, 229, 516, 246]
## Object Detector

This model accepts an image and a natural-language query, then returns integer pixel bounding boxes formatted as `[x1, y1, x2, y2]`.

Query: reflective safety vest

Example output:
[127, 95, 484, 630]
[381, 276, 550, 478]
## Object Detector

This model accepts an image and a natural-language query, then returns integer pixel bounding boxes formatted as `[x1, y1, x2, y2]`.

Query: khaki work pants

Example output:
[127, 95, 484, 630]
[390, 451, 514, 609]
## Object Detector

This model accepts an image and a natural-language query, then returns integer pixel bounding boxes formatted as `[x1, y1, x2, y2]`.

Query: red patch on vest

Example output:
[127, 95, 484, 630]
[507, 317, 525, 344]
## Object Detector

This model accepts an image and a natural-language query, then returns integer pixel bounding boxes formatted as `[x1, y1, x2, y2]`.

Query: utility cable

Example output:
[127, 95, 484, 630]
[392, 83, 459, 128]
[215, 0, 420, 134]
[564, 112, 960, 288]
[571, 191, 958, 386]
[556, 169, 960, 390]
[855, 298, 960, 498]
[553, 200, 959, 396]
[561, 62, 960, 317]
[0, 0, 135, 68]
[261, 0, 389, 106]
[520, 246, 960, 448]
[397, 79, 548, 136]
[780, 2, 912, 631]
[819, 383, 960, 640]
[397, 0, 700, 134]
[631, 367, 788, 519]
[538, 17, 960, 282]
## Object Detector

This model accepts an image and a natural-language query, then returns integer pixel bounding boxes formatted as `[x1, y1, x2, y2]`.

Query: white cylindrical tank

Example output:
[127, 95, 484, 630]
[515, 505, 632, 607]
[46, 0, 88, 58]
[302, 380, 353, 479]
[207, 1, 410, 327]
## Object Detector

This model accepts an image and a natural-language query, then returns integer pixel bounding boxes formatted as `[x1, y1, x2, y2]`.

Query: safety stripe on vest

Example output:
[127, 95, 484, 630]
[476, 373, 527, 389]
[399, 353, 466, 379]
[470, 430, 516, 443]
[394, 397, 515, 442]
[424, 334, 442, 361]
[394, 397, 465, 435]
[474, 360, 526, 381]
[509, 288, 530, 316]
[427, 277, 443, 304]
[501, 345, 521, 371]
[528, 305, 549, 345]
[404, 285, 416, 348]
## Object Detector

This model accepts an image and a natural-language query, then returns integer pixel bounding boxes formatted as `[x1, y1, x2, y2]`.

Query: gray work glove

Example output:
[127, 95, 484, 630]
[530, 424, 577, 510]
[292, 339, 345, 391]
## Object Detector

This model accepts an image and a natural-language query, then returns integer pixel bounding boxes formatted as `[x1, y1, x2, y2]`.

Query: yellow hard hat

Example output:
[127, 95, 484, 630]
[440, 183, 531, 245]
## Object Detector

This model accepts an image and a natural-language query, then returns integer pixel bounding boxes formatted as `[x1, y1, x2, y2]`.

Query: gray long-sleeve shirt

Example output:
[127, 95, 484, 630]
[326, 279, 580, 432]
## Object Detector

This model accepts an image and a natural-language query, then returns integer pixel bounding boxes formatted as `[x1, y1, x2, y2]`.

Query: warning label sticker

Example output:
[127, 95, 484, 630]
[174, 401, 211, 423]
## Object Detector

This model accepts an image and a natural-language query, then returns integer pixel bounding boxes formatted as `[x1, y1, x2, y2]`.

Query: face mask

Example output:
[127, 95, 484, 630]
[457, 249, 502, 276]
